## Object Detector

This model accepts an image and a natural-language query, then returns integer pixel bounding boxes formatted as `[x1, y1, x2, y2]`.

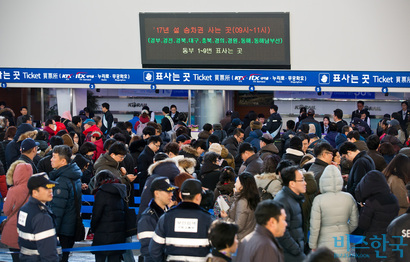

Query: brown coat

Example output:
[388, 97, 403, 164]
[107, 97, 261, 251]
[387, 175, 409, 216]
[226, 197, 256, 241]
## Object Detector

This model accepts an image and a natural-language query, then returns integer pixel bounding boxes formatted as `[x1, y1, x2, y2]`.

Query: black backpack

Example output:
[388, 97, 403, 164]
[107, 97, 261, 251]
[258, 179, 275, 200]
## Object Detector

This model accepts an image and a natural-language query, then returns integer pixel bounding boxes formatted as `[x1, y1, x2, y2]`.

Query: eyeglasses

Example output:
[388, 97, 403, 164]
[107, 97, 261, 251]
[324, 151, 334, 156]
[294, 178, 305, 183]
[116, 155, 126, 160]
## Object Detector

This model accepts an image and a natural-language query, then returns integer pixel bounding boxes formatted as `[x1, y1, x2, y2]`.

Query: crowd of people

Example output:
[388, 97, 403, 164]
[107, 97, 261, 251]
[0, 99, 409, 262]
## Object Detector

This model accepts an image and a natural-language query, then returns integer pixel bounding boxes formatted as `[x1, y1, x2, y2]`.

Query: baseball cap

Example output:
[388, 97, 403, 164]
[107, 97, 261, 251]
[231, 118, 243, 127]
[176, 134, 188, 143]
[21, 138, 40, 151]
[150, 177, 177, 193]
[27, 172, 58, 190]
[259, 133, 274, 144]
[141, 109, 149, 115]
[180, 179, 202, 197]
[83, 119, 95, 125]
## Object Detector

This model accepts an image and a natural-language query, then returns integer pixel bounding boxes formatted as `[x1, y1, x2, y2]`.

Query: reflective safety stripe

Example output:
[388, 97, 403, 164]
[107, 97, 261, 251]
[166, 255, 208, 262]
[152, 233, 166, 244]
[20, 247, 40, 255]
[137, 231, 154, 239]
[165, 237, 209, 247]
[18, 228, 56, 241]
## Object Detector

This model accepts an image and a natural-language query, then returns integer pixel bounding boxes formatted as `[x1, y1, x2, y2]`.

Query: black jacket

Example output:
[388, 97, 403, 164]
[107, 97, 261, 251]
[91, 183, 127, 256]
[199, 162, 222, 191]
[19, 154, 38, 174]
[101, 110, 113, 134]
[137, 145, 155, 188]
[37, 151, 53, 174]
[347, 151, 375, 198]
[266, 112, 282, 139]
[386, 207, 410, 262]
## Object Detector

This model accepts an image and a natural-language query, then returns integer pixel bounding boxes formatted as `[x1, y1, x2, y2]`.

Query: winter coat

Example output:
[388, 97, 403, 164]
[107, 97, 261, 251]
[179, 144, 201, 171]
[387, 175, 409, 216]
[222, 136, 239, 157]
[354, 140, 369, 152]
[244, 130, 263, 151]
[274, 186, 306, 262]
[199, 162, 222, 191]
[37, 151, 53, 175]
[355, 170, 399, 262]
[49, 162, 83, 236]
[6, 160, 26, 186]
[367, 149, 387, 172]
[299, 116, 322, 138]
[254, 172, 282, 198]
[324, 131, 338, 148]
[5, 124, 37, 169]
[236, 225, 284, 262]
[335, 133, 347, 149]
[0, 161, 6, 197]
[309, 165, 358, 262]
[347, 151, 375, 198]
[238, 154, 263, 176]
[134, 115, 150, 134]
[1, 163, 32, 249]
[226, 196, 256, 241]
[92, 138, 105, 162]
[137, 145, 155, 187]
[101, 110, 114, 134]
[94, 152, 129, 185]
[82, 125, 103, 142]
[220, 146, 235, 170]
[137, 158, 180, 220]
[213, 129, 227, 143]
[266, 112, 282, 139]
[308, 158, 329, 187]
[258, 143, 279, 161]
[91, 183, 127, 256]
[386, 207, 410, 262]
[43, 125, 56, 140]
[282, 148, 304, 166]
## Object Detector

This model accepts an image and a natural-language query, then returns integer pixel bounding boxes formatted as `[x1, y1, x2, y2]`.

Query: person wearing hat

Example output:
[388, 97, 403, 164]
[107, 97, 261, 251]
[238, 142, 263, 176]
[149, 179, 213, 261]
[18, 138, 40, 174]
[90, 130, 105, 161]
[227, 118, 243, 137]
[138, 177, 177, 262]
[244, 121, 263, 151]
[17, 172, 61, 261]
[258, 133, 279, 161]
[101, 102, 114, 135]
[135, 109, 151, 136]
[82, 118, 103, 142]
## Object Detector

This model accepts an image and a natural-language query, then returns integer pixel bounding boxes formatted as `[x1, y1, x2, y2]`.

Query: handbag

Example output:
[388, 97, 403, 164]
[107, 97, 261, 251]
[124, 203, 137, 237]
[258, 179, 275, 200]
[0, 193, 29, 234]
[70, 180, 86, 241]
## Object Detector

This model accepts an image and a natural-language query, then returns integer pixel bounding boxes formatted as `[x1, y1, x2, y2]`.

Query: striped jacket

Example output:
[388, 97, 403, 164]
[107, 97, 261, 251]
[149, 201, 213, 262]
[17, 196, 61, 261]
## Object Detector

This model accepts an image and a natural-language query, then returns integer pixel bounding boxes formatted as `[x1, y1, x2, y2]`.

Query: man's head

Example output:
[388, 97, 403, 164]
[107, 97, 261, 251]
[259, 133, 274, 149]
[170, 104, 177, 114]
[207, 134, 220, 146]
[45, 118, 56, 130]
[80, 142, 97, 159]
[102, 102, 110, 113]
[342, 125, 352, 135]
[208, 220, 239, 253]
[142, 126, 156, 139]
[150, 176, 177, 208]
[164, 142, 180, 157]
[297, 133, 309, 153]
[366, 134, 380, 151]
[72, 116, 82, 127]
[276, 159, 294, 176]
[347, 130, 360, 143]
[51, 145, 72, 169]
[269, 104, 278, 114]
[286, 120, 295, 131]
[180, 179, 202, 204]
[203, 123, 213, 133]
[314, 142, 334, 164]
[238, 142, 255, 162]
[21, 115, 32, 125]
[333, 109, 343, 121]
[27, 172, 57, 203]
[281, 166, 306, 195]
[258, 113, 265, 124]
[339, 142, 359, 162]
[83, 119, 96, 130]
[307, 108, 315, 117]
[0, 101, 6, 109]
[20, 106, 28, 116]
[148, 135, 162, 153]
[233, 128, 245, 143]
[21, 138, 39, 159]
[357, 100, 365, 111]
[108, 141, 127, 163]
[402, 101, 408, 111]
[255, 200, 287, 237]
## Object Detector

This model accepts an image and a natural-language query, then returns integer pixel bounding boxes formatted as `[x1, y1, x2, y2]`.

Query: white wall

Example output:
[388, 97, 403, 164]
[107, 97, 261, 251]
[1, 0, 410, 71]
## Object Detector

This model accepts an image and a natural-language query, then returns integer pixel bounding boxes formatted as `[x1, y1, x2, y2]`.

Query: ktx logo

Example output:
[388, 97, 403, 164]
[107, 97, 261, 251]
[61, 74, 74, 80]
[75, 72, 87, 79]
[249, 74, 261, 81]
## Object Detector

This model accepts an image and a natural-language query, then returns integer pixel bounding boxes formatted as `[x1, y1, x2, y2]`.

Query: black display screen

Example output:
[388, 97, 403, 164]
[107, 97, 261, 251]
[140, 13, 290, 69]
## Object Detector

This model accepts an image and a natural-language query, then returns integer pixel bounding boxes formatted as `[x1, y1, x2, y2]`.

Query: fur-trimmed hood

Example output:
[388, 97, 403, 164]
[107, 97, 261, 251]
[6, 160, 26, 185]
[16, 130, 38, 143]
[148, 158, 178, 176]
[255, 172, 280, 181]
[177, 157, 196, 175]
[179, 144, 199, 158]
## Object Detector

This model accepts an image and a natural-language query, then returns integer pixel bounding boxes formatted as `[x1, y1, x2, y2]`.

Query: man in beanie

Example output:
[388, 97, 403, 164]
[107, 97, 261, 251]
[17, 173, 61, 261]
[258, 133, 279, 161]
[149, 179, 213, 261]
[138, 177, 177, 262]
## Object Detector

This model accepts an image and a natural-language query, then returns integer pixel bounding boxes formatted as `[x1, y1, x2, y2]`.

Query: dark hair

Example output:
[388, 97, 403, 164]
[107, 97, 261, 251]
[148, 135, 162, 145]
[164, 142, 179, 156]
[305, 247, 340, 262]
[341, 125, 351, 134]
[402, 101, 409, 107]
[176, 126, 190, 137]
[219, 166, 236, 183]
[357, 100, 364, 106]
[238, 142, 255, 155]
[109, 126, 122, 137]
[203, 151, 220, 164]
[113, 133, 126, 143]
[386, 127, 398, 136]
[4, 126, 17, 140]
[286, 120, 295, 130]
[154, 152, 169, 162]
[52, 145, 72, 164]
[124, 121, 133, 130]
[45, 118, 54, 126]
[102, 102, 110, 110]
[328, 122, 337, 132]
[258, 113, 265, 119]
[289, 136, 303, 151]
[313, 142, 334, 158]
[108, 141, 127, 155]
[276, 159, 295, 175]
[35, 130, 47, 141]
[208, 221, 239, 251]
[208, 134, 220, 144]
[116, 122, 127, 131]
[52, 115, 61, 122]
[379, 142, 396, 156]
[346, 130, 360, 140]
[366, 134, 380, 150]
[147, 122, 161, 133]
[270, 104, 278, 112]
[72, 116, 81, 125]
[299, 123, 309, 134]
[297, 132, 309, 143]
[0, 101, 5, 106]
[162, 106, 170, 114]
[92, 116, 101, 125]
[56, 130, 68, 137]
[143, 126, 156, 136]
[192, 139, 207, 151]
[281, 165, 300, 187]
[202, 123, 212, 132]
[333, 109, 343, 120]
[80, 142, 97, 155]
[255, 200, 283, 226]
[94, 170, 115, 189]
[50, 136, 64, 148]
[237, 172, 260, 211]
[233, 128, 245, 137]
[170, 104, 177, 109]
[22, 115, 31, 123]
[406, 183, 410, 199]
[177, 112, 187, 122]
[263, 154, 281, 173]
[338, 142, 358, 155]
[382, 153, 410, 184]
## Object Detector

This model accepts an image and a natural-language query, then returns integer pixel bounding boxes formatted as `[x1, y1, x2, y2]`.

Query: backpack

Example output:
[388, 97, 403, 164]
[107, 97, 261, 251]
[258, 179, 275, 201]
[136, 120, 147, 136]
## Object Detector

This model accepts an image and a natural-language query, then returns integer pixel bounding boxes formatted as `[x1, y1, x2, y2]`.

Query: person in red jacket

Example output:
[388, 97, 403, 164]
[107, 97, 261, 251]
[91, 131, 105, 161]
[83, 119, 103, 142]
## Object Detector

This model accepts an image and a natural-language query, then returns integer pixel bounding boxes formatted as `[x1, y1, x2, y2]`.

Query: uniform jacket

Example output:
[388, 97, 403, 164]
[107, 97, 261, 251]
[17, 197, 61, 261]
[274, 186, 306, 262]
[266, 112, 282, 139]
[236, 224, 284, 262]
[91, 183, 127, 256]
[149, 201, 213, 262]
[138, 199, 167, 262]
[1, 163, 32, 249]
[48, 162, 82, 236]
[309, 165, 358, 261]
[347, 151, 375, 198]
[226, 196, 256, 241]
[386, 207, 410, 262]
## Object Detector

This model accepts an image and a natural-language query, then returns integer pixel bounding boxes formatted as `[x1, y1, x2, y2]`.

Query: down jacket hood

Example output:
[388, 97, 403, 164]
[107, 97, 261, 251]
[319, 165, 343, 194]
[177, 157, 196, 175]
[355, 170, 391, 202]
[14, 124, 36, 141]
[6, 160, 26, 185]
[17, 130, 38, 143]
[12, 163, 33, 186]
[99, 182, 127, 199]
[147, 158, 180, 177]
[179, 144, 200, 158]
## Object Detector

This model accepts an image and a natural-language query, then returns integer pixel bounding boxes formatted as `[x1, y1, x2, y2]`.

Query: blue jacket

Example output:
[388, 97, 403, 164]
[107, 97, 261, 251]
[335, 133, 347, 149]
[49, 162, 82, 236]
[17, 197, 61, 261]
[244, 130, 263, 151]
[149, 202, 213, 262]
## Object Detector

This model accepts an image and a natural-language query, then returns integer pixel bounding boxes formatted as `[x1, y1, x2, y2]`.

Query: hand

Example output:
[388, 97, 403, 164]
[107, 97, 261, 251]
[358, 202, 364, 207]
[127, 174, 137, 182]
[120, 167, 127, 176]
[220, 210, 228, 218]
[81, 183, 88, 190]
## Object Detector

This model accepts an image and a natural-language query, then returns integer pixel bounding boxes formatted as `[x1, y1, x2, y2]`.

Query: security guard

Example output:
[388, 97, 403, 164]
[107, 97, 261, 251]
[17, 172, 61, 261]
[137, 177, 176, 262]
[149, 179, 213, 262]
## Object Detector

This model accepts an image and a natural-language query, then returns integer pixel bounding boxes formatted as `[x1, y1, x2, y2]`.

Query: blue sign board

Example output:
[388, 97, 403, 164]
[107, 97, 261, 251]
[0, 68, 409, 88]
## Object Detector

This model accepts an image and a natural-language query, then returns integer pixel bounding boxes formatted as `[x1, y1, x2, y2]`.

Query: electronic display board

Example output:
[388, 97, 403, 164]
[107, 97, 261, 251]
[140, 13, 290, 69]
